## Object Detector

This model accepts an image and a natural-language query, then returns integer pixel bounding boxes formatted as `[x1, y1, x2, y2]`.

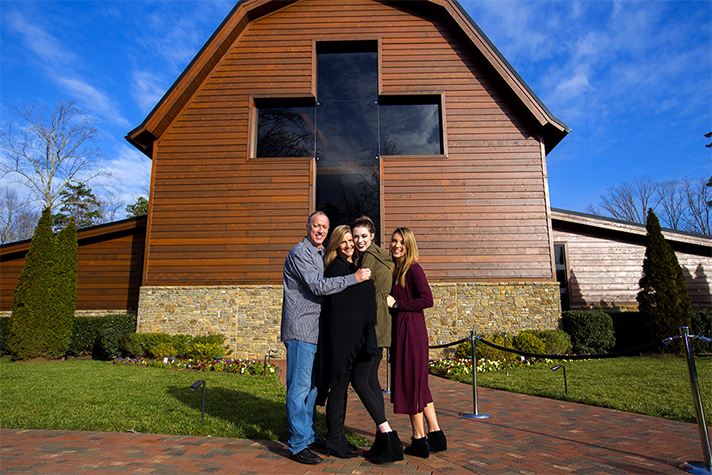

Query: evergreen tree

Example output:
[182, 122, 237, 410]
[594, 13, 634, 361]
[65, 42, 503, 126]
[8, 209, 55, 359]
[52, 182, 102, 230]
[637, 209, 691, 348]
[49, 217, 77, 358]
[125, 196, 149, 217]
[8, 210, 78, 359]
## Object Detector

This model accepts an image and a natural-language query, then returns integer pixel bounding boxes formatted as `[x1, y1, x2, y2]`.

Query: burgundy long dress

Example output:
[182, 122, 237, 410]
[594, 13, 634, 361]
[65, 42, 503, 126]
[390, 262, 434, 415]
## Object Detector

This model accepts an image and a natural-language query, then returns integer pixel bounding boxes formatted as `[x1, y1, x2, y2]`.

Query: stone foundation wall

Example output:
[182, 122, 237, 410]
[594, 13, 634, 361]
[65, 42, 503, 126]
[136, 281, 561, 360]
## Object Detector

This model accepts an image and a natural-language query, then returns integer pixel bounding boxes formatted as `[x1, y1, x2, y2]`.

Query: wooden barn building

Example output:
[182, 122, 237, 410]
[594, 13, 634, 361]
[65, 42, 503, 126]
[3, 0, 708, 358]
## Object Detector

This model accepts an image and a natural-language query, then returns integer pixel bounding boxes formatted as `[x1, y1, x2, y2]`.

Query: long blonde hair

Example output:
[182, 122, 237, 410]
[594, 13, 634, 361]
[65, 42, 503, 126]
[391, 227, 419, 287]
[324, 225, 352, 268]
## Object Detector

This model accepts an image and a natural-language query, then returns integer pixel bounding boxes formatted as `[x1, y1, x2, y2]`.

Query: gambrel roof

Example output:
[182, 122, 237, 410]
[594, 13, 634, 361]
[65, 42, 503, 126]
[126, 0, 570, 157]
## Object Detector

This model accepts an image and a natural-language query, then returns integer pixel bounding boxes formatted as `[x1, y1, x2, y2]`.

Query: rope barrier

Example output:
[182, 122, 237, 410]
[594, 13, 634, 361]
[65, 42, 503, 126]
[430, 334, 711, 359]
[427, 328, 711, 471]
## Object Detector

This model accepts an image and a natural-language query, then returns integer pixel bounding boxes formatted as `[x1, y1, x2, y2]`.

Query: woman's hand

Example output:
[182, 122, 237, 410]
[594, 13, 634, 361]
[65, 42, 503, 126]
[387, 295, 396, 308]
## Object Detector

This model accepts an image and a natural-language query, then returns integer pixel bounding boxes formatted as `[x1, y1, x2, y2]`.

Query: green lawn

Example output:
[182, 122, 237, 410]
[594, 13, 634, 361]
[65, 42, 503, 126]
[451, 356, 711, 424]
[0, 358, 292, 439]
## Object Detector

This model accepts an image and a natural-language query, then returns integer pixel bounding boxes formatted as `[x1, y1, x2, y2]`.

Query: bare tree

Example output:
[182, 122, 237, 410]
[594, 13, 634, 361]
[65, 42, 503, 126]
[587, 176, 661, 224]
[0, 188, 39, 244]
[682, 177, 711, 235]
[656, 179, 686, 231]
[1, 101, 105, 212]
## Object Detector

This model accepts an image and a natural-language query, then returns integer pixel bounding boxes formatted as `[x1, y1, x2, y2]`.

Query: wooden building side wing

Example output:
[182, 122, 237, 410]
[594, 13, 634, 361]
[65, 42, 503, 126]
[0, 217, 146, 313]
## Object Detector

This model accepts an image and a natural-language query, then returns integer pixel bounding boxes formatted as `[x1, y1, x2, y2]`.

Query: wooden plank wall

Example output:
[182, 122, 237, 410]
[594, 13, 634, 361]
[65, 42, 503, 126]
[554, 228, 712, 310]
[144, 0, 553, 285]
[0, 218, 146, 312]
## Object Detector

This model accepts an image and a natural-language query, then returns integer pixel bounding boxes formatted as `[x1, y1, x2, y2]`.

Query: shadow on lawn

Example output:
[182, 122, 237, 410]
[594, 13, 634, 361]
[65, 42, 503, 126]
[167, 385, 289, 441]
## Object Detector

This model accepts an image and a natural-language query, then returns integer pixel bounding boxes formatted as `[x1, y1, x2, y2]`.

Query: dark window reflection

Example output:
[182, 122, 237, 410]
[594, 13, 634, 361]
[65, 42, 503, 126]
[256, 99, 316, 158]
[380, 97, 442, 155]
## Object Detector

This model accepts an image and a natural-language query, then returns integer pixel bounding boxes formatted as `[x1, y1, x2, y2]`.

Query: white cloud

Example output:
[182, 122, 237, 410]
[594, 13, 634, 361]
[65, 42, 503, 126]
[131, 70, 168, 115]
[56, 77, 131, 129]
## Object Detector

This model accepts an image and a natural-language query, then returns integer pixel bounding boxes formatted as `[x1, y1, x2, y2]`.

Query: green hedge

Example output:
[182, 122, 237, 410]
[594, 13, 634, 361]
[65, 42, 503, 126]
[609, 311, 650, 351]
[0, 314, 136, 359]
[561, 310, 616, 354]
[68, 314, 137, 359]
[119, 332, 227, 359]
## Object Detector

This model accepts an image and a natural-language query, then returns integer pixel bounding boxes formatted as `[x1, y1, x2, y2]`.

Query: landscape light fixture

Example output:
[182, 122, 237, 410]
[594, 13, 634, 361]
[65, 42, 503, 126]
[551, 364, 567, 393]
[189, 380, 206, 423]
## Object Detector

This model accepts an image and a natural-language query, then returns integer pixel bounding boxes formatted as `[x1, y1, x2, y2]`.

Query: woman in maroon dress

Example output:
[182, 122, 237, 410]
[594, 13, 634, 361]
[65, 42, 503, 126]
[387, 227, 447, 458]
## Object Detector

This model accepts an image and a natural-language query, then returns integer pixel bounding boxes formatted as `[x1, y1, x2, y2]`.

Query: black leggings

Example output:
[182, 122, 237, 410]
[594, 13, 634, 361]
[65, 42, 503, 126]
[350, 350, 387, 426]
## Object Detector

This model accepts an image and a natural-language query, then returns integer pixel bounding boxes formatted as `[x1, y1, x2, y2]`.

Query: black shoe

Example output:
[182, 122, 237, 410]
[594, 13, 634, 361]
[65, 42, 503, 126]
[309, 437, 327, 453]
[404, 436, 429, 458]
[364, 431, 386, 459]
[371, 431, 404, 464]
[325, 447, 359, 459]
[428, 430, 447, 452]
[292, 448, 322, 465]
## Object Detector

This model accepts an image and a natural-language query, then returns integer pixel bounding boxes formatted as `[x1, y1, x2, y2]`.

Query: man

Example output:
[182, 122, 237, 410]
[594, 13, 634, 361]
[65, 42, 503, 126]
[281, 211, 371, 464]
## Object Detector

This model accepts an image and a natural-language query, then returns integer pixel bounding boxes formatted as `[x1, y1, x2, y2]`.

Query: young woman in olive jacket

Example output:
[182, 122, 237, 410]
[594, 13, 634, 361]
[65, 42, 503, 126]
[352, 216, 402, 463]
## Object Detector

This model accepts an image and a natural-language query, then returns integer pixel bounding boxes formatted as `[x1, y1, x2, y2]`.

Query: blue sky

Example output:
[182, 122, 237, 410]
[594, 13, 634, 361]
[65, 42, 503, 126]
[2, 0, 711, 218]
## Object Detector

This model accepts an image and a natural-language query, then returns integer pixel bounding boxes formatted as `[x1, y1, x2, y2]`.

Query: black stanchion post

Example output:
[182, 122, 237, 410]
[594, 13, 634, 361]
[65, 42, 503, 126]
[461, 330, 490, 420]
[383, 347, 391, 394]
[679, 326, 712, 475]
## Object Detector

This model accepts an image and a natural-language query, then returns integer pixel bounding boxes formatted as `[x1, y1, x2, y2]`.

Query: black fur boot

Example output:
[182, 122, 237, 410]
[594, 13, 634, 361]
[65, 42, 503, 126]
[428, 430, 447, 452]
[364, 431, 386, 459]
[371, 431, 404, 464]
[404, 436, 430, 458]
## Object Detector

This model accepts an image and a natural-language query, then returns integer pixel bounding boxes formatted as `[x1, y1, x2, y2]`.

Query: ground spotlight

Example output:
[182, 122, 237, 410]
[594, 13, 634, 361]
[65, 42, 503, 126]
[189, 380, 206, 423]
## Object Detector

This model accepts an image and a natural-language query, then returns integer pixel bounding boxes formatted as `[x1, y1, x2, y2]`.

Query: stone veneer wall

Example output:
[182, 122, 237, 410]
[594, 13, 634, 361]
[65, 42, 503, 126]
[136, 282, 561, 359]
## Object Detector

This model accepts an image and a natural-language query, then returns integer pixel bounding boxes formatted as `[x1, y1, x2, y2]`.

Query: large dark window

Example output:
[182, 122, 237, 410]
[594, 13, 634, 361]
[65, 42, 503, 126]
[315, 41, 379, 230]
[255, 41, 444, 231]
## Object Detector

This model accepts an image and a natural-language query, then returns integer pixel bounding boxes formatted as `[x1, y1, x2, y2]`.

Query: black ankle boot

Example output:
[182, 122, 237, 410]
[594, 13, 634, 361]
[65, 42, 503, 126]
[364, 431, 386, 459]
[428, 430, 447, 452]
[404, 436, 429, 458]
[371, 431, 404, 464]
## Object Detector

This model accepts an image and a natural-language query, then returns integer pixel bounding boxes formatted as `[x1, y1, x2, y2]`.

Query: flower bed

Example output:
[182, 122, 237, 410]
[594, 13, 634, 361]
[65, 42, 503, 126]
[113, 357, 276, 375]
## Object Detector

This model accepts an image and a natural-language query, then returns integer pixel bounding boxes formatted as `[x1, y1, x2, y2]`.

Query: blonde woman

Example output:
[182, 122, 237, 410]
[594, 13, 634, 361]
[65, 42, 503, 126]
[387, 227, 446, 458]
[314, 225, 400, 462]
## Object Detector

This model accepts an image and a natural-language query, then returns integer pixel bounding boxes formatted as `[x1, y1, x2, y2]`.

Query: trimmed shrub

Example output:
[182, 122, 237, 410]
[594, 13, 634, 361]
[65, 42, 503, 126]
[512, 331, 546, 355]
[562, 310, 615, 354]
[527, 330, 572, 355]
[0, 316, 10, 355]
[186, 342, 226, 359]
[9, 209, 56, 359]
[67, 314, 137, 359]
[609, 312, 650, 351]
[118, 332, 228, 359]
[152, 342, 178, 359]
[455, 333, 518, 360]
[170, 334, 194, 358]
[50, 218, 77, 359]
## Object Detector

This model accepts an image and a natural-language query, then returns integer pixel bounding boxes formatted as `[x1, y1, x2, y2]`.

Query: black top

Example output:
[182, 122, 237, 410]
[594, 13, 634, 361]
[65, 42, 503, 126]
[314, 256, 378, 406]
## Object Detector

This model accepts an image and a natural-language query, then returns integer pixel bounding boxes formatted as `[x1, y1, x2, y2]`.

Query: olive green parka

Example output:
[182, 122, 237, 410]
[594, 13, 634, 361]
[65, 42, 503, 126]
[355, 243, 393, 347]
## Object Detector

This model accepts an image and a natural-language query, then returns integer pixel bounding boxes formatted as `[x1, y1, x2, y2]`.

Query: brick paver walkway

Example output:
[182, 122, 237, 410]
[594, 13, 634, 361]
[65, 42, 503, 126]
[1, 359, 708, 474]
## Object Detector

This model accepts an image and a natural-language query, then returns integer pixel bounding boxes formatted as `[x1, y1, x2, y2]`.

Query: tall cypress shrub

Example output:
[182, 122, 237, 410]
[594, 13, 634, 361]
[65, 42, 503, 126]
[9, 209, 55, 359]
[8, 210, 78, 359]
[637, 209, 691, 348]
[49, 217, 77, 358]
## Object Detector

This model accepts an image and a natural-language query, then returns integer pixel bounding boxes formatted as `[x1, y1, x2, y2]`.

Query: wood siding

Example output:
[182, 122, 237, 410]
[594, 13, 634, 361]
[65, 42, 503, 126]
[144, 0, 554, 285]
[553, 220, 712, 310]
[0, 218, 146, 312]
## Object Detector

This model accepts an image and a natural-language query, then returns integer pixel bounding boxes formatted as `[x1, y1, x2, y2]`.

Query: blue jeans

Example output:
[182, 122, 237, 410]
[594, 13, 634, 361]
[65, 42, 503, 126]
[284, 339, 318, 454]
